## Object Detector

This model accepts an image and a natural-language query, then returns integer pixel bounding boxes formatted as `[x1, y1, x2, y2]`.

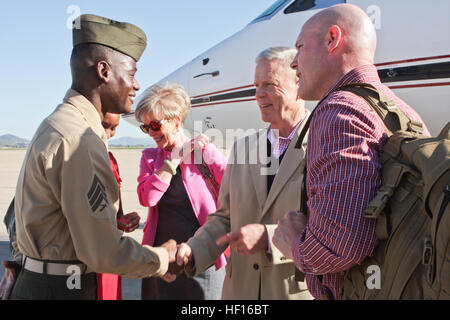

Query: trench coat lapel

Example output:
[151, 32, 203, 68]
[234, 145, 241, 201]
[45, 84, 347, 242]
[248, 129, 269, 213]
[260, 116, 309, 220]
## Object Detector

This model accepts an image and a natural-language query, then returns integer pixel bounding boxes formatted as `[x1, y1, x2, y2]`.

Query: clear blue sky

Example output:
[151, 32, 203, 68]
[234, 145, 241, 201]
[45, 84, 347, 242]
[0, 0, 275, 140]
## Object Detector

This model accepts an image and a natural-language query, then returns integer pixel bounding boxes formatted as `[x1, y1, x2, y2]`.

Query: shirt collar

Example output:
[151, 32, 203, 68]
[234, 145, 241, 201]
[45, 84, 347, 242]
[326, 64, 381, 97]
[63, 89, 108, 146]
[268, 111, 309, 144]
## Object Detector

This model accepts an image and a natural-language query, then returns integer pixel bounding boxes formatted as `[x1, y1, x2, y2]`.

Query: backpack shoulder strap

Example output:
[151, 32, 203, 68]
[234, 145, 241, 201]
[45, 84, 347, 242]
[337, 83, 424, 136]
[294, 82, 424, 149]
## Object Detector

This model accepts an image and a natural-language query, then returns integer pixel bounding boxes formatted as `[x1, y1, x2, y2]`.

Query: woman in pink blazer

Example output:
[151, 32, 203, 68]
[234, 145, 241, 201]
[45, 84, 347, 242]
[134, 83, 227, 300]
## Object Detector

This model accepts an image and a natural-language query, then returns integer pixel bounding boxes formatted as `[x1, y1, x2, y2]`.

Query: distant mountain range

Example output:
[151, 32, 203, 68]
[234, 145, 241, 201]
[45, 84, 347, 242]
[108, 136, 155, 147]
[0, 134, 30, 148]
[0, 134, 155, 148]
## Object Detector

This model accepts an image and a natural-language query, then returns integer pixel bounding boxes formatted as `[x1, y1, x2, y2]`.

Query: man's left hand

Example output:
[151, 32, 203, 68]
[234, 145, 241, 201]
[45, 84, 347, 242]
[273, 211, 307, 260]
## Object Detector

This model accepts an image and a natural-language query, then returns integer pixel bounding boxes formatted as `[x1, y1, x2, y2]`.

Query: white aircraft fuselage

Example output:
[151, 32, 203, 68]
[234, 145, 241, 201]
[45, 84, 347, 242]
[124, 0, 450, 149]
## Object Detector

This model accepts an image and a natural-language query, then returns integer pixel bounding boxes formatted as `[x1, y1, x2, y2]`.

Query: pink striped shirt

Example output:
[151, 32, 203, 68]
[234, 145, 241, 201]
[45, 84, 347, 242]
[268, 112, 308, 159]
[292, 65, 430, 299]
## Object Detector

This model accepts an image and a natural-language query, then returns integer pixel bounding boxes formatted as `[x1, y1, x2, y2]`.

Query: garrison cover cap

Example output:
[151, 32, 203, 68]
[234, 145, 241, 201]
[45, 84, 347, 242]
[72, 14, 147, 62]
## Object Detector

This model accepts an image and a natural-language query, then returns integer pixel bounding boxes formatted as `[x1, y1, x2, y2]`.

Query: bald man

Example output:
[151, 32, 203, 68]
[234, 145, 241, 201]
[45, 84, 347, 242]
[273, 4, 429, 300]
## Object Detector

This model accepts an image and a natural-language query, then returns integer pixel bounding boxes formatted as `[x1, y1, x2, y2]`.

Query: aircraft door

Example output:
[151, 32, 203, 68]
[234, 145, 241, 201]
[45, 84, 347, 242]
[189, 55, 222, 97]
[187, 53, 226, 138]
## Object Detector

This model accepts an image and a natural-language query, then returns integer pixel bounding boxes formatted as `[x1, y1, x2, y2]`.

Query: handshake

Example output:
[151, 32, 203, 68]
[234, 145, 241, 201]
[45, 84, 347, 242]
[159, 240, 194, 283]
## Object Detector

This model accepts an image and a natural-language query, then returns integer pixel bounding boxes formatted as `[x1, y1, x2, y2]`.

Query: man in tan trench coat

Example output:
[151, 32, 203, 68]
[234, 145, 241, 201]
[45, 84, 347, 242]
[175, 47, 313, 300]
[10, 14, 177, 300]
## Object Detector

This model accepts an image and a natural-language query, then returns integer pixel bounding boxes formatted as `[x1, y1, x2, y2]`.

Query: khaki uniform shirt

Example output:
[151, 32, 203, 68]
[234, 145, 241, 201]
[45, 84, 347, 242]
[14, 89, 168, 278]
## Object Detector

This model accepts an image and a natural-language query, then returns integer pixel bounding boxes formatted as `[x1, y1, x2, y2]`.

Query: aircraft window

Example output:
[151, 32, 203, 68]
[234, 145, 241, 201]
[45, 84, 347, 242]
[284, 0, 344, 14]
[251, 0, 289, 23]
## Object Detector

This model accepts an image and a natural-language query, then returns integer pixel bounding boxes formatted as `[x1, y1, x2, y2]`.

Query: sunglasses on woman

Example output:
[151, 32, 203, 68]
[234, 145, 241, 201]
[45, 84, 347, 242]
[140, 119, 168, 133]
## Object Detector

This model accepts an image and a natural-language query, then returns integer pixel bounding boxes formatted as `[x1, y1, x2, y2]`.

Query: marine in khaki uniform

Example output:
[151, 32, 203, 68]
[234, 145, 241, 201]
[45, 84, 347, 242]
[11, 14, 177, 300]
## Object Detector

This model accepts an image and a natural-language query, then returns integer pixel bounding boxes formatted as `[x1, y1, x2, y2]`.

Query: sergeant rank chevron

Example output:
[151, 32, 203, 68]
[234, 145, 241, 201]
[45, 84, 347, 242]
[87, 174, 108, 213]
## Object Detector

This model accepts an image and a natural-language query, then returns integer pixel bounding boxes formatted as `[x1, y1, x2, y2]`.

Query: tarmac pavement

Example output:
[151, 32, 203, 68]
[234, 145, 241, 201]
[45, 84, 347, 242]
[0, 236, 142, 300]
